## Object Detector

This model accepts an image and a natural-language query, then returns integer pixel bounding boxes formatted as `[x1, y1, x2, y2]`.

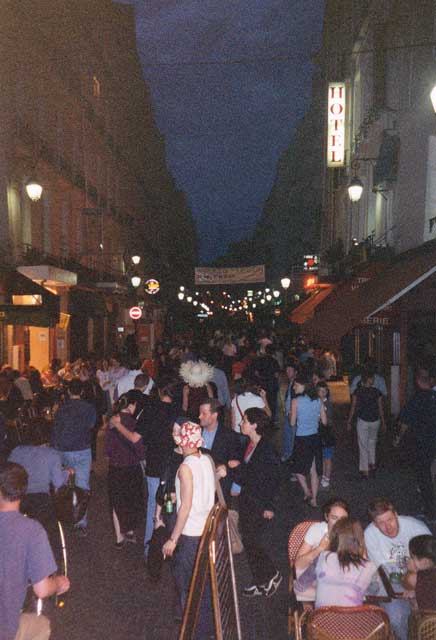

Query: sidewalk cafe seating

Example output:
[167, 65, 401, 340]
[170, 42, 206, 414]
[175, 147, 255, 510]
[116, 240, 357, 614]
[297, 605, 392, 640]
[287, 520, 320, 637]
[408, 609, 436, 640]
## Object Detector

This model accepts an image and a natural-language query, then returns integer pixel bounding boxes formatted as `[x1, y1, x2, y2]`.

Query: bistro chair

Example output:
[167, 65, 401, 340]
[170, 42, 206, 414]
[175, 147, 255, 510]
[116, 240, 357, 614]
[408, 609, 436, 640]
[287, 520, 321, 638]
[297, 605, 392, 640]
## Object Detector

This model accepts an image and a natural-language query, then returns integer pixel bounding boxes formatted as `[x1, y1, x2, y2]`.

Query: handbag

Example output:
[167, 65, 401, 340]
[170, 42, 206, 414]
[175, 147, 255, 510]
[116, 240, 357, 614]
[54, 476, 91, 526]
[206, 454, 244, 555]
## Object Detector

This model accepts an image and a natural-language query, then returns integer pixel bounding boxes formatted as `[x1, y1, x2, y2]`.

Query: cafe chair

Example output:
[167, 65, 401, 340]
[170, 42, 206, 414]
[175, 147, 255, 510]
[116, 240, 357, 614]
[297, 605, 392, 640]
[408, 609, 436, 640]
[287, 520, 321, 638]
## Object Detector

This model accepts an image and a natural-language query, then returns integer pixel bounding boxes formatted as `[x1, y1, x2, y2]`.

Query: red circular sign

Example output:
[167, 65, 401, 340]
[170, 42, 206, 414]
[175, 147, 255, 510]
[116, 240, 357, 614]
[129, 306, 142, 320]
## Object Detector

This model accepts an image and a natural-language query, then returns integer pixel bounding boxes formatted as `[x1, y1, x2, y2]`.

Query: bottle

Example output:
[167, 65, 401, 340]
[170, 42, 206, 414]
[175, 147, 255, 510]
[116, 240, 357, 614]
[165, 494, 173, 514]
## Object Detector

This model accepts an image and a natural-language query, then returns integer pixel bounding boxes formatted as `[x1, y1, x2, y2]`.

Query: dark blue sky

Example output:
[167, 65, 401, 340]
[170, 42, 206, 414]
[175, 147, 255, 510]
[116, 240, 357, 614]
[121, 1, 325, 263]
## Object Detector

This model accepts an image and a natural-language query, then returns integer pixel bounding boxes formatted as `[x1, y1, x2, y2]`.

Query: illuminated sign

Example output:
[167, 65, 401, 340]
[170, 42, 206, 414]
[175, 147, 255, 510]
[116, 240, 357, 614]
[145, 279, 160, 295]
[327, 83, 346, 167]
[129, 306, 142, 320]
[303, 255, 319, 271]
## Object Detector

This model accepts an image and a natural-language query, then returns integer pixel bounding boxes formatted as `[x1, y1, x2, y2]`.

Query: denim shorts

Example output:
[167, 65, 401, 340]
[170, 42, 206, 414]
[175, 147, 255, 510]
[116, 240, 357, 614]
[322, 446, 334, 460]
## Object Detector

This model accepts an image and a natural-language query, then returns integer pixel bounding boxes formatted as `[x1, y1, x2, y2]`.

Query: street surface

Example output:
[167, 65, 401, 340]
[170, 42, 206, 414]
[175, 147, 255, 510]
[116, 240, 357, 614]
[49, 381, 432, 640]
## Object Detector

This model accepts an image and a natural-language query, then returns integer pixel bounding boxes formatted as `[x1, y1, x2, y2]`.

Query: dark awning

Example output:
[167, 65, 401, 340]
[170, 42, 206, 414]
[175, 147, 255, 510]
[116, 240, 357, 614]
[0, 269, 59, 326]
[290, 285, 335, 324]
[305, 241, 436, 346]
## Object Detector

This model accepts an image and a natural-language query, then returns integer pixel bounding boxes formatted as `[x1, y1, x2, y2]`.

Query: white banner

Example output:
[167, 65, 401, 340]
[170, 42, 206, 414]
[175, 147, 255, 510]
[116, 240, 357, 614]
[195, 265, 265, 285]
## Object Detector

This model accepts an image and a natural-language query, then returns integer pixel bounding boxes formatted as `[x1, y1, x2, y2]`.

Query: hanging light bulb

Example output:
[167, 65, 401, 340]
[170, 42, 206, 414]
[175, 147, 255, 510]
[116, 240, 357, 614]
[178, 292, 185, 300]
[187, 296, 193, 303]
[273, 290, 280, 298]
[131, 255, 141, 265]
[131, 276, 141, 288]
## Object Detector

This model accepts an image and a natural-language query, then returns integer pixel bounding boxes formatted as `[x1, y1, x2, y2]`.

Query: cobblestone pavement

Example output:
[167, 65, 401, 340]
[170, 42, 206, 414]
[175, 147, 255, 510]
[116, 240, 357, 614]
[49, 381, 433, 640]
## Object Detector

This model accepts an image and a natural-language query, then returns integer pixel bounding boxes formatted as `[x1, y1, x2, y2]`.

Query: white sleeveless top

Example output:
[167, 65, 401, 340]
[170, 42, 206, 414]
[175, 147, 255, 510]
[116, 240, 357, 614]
[176, 452, 215, 536]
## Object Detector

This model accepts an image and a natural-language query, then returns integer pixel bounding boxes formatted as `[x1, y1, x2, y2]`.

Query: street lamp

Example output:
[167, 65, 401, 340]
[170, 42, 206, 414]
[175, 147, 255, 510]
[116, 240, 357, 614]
[266, 294, 272, 301]
[281, 277, 291, 290]
[131, 255, 141, 265]
[178, 292, 184, 300]
[131, 275, 141, 288]
[25, 179, 43, 202]
[187, 296, 193, 303]
[348, 176, 364, 203]
[179, 286, 185, 292]
[273, 290, 280, 298]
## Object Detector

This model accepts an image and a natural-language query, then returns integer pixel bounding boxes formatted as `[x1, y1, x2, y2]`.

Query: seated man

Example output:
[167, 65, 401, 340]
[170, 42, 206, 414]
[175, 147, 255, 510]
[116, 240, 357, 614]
[0, 461, 69, 640]
[364, 497, 431, 640]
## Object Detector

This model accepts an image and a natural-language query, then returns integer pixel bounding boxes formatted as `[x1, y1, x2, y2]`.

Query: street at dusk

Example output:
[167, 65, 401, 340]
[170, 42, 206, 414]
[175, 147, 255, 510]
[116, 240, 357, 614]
[2, 2, 436, 640]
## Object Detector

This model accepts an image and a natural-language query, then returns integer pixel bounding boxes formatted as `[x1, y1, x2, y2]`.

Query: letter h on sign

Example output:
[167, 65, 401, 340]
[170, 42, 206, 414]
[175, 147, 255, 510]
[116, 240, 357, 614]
[327, 83, 346, 167]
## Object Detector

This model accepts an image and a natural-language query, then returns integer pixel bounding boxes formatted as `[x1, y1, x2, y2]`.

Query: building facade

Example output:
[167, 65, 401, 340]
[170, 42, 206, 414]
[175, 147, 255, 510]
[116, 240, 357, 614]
[0, 0, 196, 370]
[294, 0, 436, 411]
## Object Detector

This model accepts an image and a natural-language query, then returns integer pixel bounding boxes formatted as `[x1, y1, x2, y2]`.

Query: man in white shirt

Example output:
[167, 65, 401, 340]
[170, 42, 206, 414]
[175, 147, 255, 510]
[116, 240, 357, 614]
[364, 497, 430, 640]
[114, 359, 154, 400]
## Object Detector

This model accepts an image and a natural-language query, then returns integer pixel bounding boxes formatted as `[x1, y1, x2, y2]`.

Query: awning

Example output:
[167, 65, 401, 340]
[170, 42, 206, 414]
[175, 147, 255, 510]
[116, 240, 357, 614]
[17, 265, 77, 287]
[305, 241, 436, 346]
[290, 285, 335, 324]
[0, 269, 60, 327]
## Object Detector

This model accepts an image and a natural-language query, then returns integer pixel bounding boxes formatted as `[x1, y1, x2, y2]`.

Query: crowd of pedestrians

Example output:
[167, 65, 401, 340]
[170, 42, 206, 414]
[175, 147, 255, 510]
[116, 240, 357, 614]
[0, 328, 436, 640]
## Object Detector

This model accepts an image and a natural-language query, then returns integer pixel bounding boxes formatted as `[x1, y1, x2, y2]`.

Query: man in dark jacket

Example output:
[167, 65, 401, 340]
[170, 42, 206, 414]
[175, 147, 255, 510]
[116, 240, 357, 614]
[51, 379, 96, 536]
[397, 368, 436, 521]
[199, 398, 241, 502]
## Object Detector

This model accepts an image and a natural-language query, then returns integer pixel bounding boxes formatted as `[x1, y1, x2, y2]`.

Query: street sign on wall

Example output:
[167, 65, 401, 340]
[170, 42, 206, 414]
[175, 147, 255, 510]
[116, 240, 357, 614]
[129, 306, 142, 320]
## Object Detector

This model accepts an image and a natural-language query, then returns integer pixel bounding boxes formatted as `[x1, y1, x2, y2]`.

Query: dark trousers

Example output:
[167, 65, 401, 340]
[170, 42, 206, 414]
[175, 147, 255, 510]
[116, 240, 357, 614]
[21, 493, 63, 568]
[172, 534, 214, 639]
[415, 448, 436, 518]
[240, 499, 276, 587]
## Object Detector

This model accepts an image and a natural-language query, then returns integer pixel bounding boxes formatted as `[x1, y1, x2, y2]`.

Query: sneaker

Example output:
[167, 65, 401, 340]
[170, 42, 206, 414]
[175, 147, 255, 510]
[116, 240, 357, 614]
[75, 526, 88, 538]
[242, 584, 264, 598]
[263, 572, 283, 598]
[320, 477, 330, 488]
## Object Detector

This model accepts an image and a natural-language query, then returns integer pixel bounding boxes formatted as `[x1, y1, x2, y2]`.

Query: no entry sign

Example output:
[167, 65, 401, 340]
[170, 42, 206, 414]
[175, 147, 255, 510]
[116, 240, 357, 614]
[129, 306, 142, 320]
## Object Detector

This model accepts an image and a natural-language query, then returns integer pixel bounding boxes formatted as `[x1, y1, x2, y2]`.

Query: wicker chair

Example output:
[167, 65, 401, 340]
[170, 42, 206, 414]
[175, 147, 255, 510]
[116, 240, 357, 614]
[298, 605, 392, 640]
[287, 520, 321, 638]
[408, 609, 436, 640]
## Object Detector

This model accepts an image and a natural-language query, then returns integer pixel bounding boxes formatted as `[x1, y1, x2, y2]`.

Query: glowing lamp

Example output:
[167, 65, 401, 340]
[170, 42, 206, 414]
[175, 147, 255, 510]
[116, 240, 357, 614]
[25, 179, 43, 202]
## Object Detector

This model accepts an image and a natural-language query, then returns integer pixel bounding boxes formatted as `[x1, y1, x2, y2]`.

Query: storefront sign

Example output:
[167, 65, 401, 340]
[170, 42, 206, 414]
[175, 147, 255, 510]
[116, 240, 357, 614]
[195, 265, 265, 285]
[129, 306, 142, 320]
[145, 279, 160, 295]
[327, 83, 346, 167]
[303, 255, 319, 271]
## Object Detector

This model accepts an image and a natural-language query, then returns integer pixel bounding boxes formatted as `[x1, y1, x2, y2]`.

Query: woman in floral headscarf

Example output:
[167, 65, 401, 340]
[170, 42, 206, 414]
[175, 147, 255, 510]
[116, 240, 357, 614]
[162, 421, 217, 635]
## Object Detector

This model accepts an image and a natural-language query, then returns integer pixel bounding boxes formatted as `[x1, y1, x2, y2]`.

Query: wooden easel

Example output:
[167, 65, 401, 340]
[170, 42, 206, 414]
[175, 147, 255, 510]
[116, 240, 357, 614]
[179, 504, 242, 640]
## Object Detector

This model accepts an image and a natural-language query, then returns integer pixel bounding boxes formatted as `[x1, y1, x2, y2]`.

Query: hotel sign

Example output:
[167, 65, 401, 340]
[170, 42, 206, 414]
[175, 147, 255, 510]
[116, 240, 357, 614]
[327, 83, 346, 167]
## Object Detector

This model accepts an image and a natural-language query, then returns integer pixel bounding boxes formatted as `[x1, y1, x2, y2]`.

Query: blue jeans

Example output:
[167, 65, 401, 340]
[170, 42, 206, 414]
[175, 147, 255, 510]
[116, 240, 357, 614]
[282, 419, 296, 461]
[381, 599, 410, 640]
[61, 449, 91, 528]
[173, 535, 214, 638]
[144, 476, 160, 553]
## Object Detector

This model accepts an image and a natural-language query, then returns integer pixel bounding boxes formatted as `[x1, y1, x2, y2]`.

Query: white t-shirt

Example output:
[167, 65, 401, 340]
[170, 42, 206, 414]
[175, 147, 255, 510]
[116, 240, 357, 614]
[365, 515, 430, 593]
[231, 392, 265, 432]
[304, 521, 328, 548]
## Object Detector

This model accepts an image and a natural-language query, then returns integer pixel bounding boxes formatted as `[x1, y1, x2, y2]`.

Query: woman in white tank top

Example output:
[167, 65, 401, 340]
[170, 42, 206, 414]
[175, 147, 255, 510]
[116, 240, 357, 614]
[162, 420, 219, 634]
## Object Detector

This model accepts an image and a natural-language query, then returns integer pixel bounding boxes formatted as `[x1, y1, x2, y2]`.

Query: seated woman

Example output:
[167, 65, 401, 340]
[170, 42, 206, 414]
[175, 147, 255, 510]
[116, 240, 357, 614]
[295, 517, 376, 607]
[402, 535, 436, 609]
[295, 497, 350, 575]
